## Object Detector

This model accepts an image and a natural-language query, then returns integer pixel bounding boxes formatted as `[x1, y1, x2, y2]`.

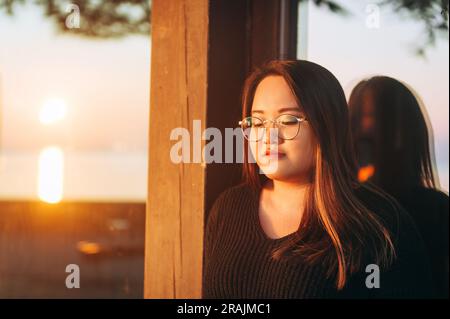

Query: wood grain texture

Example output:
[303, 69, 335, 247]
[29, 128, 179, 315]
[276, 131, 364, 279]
[144, 0, 208, 298]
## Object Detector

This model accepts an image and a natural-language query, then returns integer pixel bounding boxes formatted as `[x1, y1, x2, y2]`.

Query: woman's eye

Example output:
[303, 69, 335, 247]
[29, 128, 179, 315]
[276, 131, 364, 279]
[253, 123, 264, 128]
[280, 119, 297, 125]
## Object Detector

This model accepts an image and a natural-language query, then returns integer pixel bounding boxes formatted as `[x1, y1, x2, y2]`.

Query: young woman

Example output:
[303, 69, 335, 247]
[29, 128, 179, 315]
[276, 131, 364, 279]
[349, 76, 449, 298]
[202, 60, 434, 299]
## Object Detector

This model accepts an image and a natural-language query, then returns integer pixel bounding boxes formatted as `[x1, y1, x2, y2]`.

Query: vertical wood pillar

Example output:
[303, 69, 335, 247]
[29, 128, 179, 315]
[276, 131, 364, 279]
[144, 0, 208, 298]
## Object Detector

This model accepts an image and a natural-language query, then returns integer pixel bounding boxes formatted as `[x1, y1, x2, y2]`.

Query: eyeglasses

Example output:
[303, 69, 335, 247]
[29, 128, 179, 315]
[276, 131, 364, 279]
[238, 114, 307, 141]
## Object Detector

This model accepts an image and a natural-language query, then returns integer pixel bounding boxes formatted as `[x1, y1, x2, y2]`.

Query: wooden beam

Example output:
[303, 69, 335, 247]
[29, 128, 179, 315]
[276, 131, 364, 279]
[144, 0, 208, 298]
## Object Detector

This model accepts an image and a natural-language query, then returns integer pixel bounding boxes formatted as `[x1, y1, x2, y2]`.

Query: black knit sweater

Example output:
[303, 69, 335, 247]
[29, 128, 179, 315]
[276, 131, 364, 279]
[395, 187, 449, 298]
[202, 183, 435, 299]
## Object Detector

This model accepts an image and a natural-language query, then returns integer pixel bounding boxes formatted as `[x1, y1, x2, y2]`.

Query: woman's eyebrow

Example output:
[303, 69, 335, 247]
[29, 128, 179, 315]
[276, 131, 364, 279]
[277, 107, 302, 113]
[251, 107, 303, 114]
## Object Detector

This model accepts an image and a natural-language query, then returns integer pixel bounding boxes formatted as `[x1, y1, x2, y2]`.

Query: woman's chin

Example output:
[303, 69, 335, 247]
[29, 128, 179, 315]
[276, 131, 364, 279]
[257, 165, 289, 180]
[257, 163, 307, 182]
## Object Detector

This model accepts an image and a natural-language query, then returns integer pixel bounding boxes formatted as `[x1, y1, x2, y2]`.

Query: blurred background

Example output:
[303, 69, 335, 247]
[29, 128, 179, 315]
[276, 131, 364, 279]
[0, 0, 150, 298]
[0, 0, 447, 298]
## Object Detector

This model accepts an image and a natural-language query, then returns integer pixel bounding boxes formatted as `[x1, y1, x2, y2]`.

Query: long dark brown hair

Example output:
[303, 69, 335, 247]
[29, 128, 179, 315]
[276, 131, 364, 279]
[349, 76, 437, 198]
[241, 60, 397, 290]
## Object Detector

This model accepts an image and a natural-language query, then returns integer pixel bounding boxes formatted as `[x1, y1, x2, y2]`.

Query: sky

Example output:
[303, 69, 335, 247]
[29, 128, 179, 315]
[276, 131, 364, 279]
[0, 3, 150, 201]
[0, 1, 448, 202]
[0, 5, 150, 152]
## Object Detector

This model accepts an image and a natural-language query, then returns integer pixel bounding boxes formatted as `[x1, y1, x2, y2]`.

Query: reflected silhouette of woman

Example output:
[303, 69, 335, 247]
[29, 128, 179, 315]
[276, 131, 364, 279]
[349, 76, 449, 298]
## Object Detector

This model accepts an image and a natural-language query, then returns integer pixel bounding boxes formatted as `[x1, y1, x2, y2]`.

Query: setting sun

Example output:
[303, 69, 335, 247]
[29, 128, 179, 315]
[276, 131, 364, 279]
[39, 98, 67, 125]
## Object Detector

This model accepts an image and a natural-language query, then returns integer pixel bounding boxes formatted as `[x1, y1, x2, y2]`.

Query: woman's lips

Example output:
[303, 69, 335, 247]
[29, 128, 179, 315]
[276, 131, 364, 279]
[261, 150, 286, 159]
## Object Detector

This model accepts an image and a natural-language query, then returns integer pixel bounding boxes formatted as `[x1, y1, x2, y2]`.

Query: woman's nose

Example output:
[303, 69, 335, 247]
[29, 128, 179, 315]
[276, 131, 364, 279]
[262, 125, 280, 144]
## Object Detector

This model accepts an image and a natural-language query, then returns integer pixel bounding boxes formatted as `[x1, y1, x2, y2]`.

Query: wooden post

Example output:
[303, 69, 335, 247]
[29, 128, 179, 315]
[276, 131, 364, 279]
[144, 0, 298, 299]
[144, 0, 208, 299]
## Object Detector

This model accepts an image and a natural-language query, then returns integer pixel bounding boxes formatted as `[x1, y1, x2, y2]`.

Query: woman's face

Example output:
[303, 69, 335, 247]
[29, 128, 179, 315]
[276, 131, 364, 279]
[249, 75, 316, 183]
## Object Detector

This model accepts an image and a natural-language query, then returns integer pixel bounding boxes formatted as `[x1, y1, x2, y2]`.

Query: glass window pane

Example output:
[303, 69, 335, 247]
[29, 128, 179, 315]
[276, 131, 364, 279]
[0, 1, 150, 298]
[297, 0, 448, 192]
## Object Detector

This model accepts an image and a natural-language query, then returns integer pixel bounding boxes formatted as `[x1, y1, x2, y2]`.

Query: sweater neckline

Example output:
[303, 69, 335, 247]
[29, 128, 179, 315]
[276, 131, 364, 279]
[250, 185, 299, 244]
